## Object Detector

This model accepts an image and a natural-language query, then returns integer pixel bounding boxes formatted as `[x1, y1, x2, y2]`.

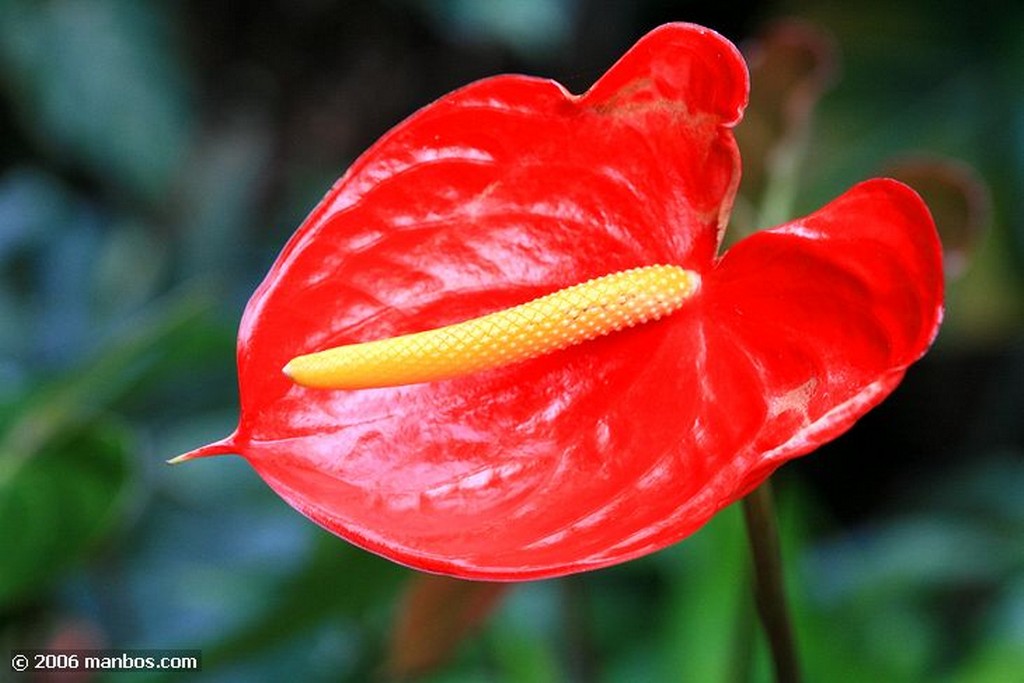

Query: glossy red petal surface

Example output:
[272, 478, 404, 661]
[187, 24, 943, 580]
[699, 178, 944, 498]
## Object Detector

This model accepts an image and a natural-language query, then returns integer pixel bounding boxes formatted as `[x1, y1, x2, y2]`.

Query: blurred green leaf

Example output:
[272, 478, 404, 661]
[0, 288, 213, 461]
[948, 577, 1024, 682]
[94, 219, 170, 319]
[0, 168, 81, 372]
[797, 453, 1024, 682]
[486, 615, 561, 682]
[926, 453, 1024, 524]
[176, 119, 272, 280]
[950, 642, 1024, 683]
[809, 517, 1014, 600]
[0, 419, 132, 606]
[413, 0, 573, 59]
[477, 580, 562, 683]
[0, 0, 192, 202]
[658, 504, 752, 682]
[199, 533, 406, 675]
[0, 168, 67, 260]
[771, 486, 920, 683]
[0, 287, 213, 608]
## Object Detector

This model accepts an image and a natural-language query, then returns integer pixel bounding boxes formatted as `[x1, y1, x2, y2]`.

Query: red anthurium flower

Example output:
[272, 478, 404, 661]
[176, 23, 943, 580]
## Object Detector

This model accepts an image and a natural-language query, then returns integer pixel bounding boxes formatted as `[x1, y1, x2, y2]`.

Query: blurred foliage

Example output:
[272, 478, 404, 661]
[1, 0, 1021, 681]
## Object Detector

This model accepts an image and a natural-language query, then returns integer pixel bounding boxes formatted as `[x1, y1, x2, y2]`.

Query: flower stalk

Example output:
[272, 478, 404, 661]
[743, 482, 801, 683]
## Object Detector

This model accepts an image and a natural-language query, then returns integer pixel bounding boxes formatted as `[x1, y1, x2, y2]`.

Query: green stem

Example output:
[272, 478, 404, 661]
[742, 481, 801, 683]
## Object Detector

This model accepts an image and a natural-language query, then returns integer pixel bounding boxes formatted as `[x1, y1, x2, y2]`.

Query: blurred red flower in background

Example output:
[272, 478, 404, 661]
[177, 23, 943, 580]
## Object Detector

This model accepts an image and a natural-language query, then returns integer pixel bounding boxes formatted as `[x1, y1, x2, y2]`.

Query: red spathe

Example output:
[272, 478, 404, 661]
[183, 23, 943, 580]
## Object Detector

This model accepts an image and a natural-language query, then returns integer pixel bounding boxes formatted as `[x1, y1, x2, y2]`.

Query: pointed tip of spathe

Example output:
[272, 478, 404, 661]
[167, 433, 241, 465]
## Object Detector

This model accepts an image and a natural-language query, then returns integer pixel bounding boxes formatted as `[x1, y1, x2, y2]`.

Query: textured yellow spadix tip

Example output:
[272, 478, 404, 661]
[283, 264, 700, 390]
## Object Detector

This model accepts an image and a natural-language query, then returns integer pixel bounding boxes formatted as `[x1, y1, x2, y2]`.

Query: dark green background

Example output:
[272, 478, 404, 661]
[2, 0, 1021, 680]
